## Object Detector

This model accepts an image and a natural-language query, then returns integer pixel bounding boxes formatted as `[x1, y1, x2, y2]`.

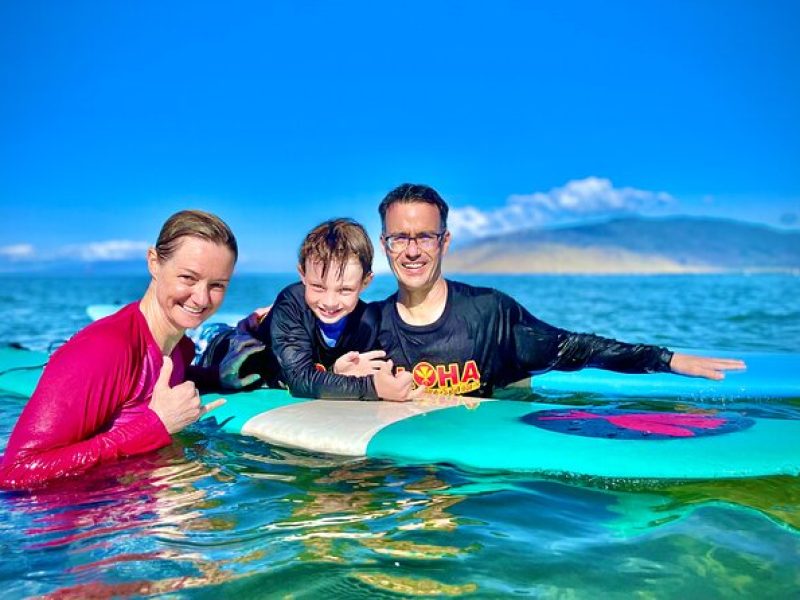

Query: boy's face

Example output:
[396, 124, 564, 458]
[299, 258, 372, 324]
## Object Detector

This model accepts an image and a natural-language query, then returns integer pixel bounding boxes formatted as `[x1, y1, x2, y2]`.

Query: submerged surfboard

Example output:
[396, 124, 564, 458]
[1, 346, 799, 480]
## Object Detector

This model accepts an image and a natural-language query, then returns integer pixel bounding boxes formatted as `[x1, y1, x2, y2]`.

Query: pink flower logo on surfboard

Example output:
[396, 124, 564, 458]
[522, 408, 754, 440]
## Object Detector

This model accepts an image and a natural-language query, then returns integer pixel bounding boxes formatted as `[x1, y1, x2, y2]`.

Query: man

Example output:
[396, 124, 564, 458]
[371, 183, 745, 398]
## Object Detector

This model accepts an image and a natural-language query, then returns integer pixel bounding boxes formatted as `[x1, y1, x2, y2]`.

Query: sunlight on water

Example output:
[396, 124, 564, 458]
[1, 274, 798, 597]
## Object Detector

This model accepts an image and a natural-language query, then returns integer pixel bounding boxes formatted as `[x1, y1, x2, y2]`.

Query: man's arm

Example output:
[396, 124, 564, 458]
[270, 294, 379, 400]
[507, 296, 744, 379]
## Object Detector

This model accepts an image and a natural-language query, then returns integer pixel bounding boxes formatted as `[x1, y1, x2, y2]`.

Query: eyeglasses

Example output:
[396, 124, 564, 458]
[382, 231, 446, 252]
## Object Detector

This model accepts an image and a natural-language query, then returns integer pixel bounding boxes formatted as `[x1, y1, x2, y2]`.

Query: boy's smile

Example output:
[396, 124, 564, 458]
[299, 258, 372, 324]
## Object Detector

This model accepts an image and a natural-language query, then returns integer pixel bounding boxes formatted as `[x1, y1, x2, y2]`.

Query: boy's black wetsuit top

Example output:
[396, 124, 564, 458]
[243, 283, 380, 399]
[374, 280, 674, 398]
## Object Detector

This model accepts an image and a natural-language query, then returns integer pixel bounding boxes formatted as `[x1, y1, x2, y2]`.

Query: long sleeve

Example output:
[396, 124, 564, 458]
[0, 314, 174, 490]
[269, 289, 377, 400]
[0, 409, 170, 490]
[502, 294, 673, 376]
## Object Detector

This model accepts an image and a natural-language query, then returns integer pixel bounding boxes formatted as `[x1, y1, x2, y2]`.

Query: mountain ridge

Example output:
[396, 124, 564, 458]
[445, 216, 800, 274]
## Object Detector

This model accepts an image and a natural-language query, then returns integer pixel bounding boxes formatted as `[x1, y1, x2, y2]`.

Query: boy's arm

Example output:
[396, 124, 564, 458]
[187, 332, 265, 390]
[270, 295, 378, 400]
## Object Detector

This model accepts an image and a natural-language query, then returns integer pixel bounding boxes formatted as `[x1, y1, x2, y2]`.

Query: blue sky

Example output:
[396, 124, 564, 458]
[1, 1, 798, 272]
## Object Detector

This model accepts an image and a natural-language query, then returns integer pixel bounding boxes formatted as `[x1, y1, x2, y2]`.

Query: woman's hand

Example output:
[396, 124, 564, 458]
[149, 356, 226, 433]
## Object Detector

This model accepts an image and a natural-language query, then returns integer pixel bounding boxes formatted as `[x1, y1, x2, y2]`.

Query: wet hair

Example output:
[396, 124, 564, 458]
[155, 210, 238, 263]
[378, 183, 449, 232]
[298, 218, 373, 280]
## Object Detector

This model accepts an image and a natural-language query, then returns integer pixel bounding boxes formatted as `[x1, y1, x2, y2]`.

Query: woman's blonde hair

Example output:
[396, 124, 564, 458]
[155, 210, 238, 262]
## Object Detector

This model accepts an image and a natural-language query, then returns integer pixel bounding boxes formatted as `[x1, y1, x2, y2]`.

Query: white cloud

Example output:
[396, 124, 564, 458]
[0, 244, 36, 260]
[59, 240, 149, 261]
[449, 177, 675, 239]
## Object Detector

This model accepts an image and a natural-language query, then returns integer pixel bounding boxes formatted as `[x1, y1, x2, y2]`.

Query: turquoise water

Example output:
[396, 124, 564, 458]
[1, 274, 798, 598]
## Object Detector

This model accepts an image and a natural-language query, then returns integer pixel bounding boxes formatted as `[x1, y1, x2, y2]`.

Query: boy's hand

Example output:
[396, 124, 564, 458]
[372, 360, 428, 402]
[334, 350, 388, 377]
[219, 333, 266, 389]
[236, 306, 271, 335]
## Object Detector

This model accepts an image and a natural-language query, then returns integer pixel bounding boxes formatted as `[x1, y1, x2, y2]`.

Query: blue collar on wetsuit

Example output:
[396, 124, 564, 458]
[318, 315, 348, 347]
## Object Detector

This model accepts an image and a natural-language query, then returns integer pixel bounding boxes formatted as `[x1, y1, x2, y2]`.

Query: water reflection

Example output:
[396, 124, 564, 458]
[2, 394, 799, 595]
[2, 412, 799, 598]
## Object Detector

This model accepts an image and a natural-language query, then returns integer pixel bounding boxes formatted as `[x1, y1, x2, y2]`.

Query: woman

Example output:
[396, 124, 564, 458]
[0, 210, 236, 490]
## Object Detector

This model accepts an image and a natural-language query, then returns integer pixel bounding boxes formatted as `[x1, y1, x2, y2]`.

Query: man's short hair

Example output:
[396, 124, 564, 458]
[378, 183, 449, 232]
[298, 218, 373, 280]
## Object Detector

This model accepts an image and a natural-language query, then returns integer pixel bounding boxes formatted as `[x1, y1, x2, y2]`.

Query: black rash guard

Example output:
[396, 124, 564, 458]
[242, 283, 380, 399]
[374, 279, 674, 398]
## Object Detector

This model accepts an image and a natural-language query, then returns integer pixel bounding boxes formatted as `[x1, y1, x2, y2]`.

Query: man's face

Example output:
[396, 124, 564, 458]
[382, 201, 450, 293]
[299, 258, 372, 324]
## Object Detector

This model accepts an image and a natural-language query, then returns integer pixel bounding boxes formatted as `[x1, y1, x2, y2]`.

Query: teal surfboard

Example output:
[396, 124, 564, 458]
[2, 346, 799, 480]
[532, 350, 800, 399]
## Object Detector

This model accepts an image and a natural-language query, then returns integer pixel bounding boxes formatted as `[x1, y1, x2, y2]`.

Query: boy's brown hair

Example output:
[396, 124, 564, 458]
[298, 219, 373, 280]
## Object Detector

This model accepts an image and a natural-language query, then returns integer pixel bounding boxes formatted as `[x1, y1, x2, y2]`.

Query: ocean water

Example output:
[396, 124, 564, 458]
[0, 273, 798, 598]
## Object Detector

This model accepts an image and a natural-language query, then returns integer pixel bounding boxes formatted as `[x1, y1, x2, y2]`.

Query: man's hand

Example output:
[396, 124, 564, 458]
[372, 359, 428, 402]
[669, 352, 746, 380]
[334, 350, 388, 377]
[219, 333, 266, 389]
[149, 356, 226, 433]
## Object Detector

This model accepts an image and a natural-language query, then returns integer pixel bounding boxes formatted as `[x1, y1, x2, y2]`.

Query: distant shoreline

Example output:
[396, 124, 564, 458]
[445, 268, 799, 276]
[444, 264, 800, 276]
[442, 216, 800, 275]
[0, 267, 800, 279]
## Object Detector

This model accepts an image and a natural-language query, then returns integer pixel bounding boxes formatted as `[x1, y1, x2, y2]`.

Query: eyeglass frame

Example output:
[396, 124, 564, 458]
[381, 230, 447, 253]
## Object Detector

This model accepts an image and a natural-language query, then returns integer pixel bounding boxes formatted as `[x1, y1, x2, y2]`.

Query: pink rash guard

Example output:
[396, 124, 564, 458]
[0, 302, 195, 490]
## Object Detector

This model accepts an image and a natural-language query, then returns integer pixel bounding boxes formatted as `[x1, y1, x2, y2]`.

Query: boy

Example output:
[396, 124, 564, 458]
[200, 219, 421, 401]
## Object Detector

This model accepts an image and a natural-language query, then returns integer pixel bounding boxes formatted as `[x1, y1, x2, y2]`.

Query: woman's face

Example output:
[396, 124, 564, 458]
[147, 236, 236, 333]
